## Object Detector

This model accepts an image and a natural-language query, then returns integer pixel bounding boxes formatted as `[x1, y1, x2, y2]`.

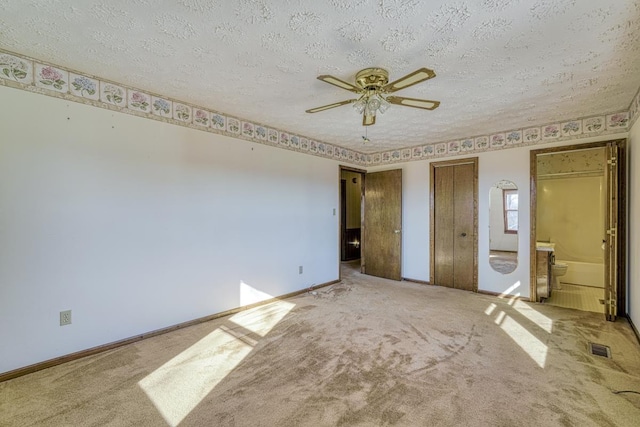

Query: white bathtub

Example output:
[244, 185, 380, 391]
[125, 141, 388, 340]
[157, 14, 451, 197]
[556, 260, 604, 288]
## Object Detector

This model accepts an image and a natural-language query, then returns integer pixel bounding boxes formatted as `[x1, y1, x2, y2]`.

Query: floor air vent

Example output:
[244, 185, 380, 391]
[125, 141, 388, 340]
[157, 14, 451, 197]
[588, 342, 611, 358]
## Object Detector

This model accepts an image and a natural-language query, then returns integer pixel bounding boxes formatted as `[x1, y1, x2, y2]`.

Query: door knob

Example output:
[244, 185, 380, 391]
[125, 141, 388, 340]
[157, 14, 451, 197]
[461, 232, 467, 237]
[394, 229, 401, 234]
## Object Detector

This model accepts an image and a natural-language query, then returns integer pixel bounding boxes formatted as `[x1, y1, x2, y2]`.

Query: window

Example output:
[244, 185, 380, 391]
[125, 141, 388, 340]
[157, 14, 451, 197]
[503, 189, 518, 234]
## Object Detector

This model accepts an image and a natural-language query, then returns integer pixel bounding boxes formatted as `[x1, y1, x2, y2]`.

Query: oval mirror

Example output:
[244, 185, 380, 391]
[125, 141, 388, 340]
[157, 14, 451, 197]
[489, 180, 518, 274]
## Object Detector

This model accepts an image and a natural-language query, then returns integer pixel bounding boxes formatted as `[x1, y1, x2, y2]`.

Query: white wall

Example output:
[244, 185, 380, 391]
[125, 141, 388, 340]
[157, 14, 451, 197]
[368, 149, 531, 297]
[478, 148, 531, 297]
[0, 86, 340, 374]
[369, 134, 630, 301]
[629, 117, 640, 329]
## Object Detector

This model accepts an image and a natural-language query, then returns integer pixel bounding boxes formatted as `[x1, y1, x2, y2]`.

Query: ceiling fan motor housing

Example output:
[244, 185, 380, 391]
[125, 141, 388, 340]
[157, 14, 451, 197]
[355, 68, 389, 91]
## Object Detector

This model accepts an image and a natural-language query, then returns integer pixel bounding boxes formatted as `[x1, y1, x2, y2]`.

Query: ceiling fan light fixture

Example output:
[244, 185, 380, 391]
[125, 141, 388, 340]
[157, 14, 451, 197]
[367, 97, 381, 112]
[307, 67, 439, 126]
[353, 98, 366, 114]
[377, 95, 390, 114]
[364, 104, 376, 117]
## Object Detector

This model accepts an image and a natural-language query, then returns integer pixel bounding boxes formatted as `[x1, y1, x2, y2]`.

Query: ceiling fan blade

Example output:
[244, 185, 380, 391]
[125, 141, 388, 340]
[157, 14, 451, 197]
[386, 96, 440, 110]
[382, 68, 436, 93]
[317, 75, 361, 93]
[305, 99, 356, 113]
[362, 114, 376, 126]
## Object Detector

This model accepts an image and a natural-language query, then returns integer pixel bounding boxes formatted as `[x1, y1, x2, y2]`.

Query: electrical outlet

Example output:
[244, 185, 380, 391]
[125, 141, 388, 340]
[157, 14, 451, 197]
[299, 265, 303, 274]
[60, 310, 72, 326]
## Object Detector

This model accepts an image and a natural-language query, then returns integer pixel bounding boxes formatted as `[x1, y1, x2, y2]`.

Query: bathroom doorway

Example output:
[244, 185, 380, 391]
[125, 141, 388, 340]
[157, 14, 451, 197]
[530, 140, 626, 320]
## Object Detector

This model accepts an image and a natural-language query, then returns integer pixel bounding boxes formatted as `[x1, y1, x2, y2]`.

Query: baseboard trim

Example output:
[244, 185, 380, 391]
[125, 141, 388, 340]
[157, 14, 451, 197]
[628, 315, 640, 345]
[477, 289, 530, 301]
[0, 279, 340, 383]
[402, 277, 431, 285]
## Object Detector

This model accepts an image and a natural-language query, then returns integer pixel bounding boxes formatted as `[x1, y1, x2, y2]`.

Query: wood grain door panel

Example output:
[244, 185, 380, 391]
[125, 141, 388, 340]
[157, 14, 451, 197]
[453, 163, 475, 290]
[431, 158, 478, 291]
[363, 169, 402, 280]
[434, 166, 454, 287]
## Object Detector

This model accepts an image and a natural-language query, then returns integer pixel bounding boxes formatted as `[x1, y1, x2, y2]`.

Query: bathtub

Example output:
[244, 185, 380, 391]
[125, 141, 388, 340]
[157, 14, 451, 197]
[556, 260, 604, 288]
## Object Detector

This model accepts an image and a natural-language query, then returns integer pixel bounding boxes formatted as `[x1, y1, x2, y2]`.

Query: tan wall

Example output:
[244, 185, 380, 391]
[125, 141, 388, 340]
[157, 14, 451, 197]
[341, 171, 361, 229]
[536, 176, 605, 263]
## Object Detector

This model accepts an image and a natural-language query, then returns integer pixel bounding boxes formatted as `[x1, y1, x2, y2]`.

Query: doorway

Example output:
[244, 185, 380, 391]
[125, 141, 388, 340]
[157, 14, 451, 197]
[530, 140, 626, 321]
[339, 166, 403, 281]
[340, 168, 364, 262]
[430, 157, 478, 291]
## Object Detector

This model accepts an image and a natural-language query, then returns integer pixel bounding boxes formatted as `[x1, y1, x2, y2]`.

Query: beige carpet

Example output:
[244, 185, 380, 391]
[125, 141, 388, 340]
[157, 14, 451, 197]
[1, 263, 640, 426]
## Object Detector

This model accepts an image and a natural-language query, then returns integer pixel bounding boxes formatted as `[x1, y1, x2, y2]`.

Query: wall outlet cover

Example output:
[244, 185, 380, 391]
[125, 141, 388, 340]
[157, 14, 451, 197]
[60, 310, 72, 326]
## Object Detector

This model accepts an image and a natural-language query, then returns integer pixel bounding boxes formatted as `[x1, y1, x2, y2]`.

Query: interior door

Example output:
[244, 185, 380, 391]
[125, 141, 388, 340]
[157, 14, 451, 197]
[604, 142, 619, 321]
[431, 158, 477, 291]
[362, 169, 402, 280]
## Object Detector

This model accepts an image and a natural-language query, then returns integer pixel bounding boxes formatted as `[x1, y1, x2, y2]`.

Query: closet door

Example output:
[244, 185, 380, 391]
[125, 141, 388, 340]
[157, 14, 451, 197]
[431, 158, 478, 291]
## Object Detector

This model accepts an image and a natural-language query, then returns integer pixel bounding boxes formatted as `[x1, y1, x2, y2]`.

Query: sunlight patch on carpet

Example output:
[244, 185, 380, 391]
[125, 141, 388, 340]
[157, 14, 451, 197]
[484, 303, 497, 315]
[498, 314, 548, 368]
[139, 298, 295, 426]
[513, 300, 553, 333]
[230, 297, 295, 337]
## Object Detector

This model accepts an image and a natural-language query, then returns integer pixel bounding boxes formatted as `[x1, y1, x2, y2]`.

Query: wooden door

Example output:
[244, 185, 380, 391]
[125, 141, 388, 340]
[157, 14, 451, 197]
[604, 141, 619, 321]
[431, 158, 477, 291]
[363, 169, 402, 280]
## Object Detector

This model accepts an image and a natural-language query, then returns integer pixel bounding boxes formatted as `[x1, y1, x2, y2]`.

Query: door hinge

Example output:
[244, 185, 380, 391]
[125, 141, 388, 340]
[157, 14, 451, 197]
[607, 158, 617, 165]
[606, 228, 617, 237]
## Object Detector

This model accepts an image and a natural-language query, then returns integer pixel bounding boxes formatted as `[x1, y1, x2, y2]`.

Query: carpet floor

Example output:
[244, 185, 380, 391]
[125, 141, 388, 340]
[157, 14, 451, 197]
[1, 263, 639, 426]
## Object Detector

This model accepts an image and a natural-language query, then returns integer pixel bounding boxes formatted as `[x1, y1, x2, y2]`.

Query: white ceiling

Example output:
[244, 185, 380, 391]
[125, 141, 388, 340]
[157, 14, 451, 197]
[1, 0, 639, 154]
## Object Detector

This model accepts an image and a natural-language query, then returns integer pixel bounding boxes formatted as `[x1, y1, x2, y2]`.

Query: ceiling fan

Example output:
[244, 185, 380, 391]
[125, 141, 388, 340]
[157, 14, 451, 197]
[305, 67, 440, 126]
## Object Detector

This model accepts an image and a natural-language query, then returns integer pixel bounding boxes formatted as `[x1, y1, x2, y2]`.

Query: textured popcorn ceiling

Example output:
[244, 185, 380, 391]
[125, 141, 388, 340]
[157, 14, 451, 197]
[1, 0, 639, 153]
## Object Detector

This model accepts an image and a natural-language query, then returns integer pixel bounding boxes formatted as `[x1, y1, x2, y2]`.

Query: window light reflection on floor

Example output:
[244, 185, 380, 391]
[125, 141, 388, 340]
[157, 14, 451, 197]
[486, 281, 549, 369]
[139, 282, 295, 427]
[499, 314, 548, 368]
[513, 299, 554, 333]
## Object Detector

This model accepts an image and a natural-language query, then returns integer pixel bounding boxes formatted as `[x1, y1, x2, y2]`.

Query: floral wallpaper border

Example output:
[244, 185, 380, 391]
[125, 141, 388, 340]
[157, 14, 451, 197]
[369, 110, 630, 166]
[0, 49, 634, 168]
[0, 49, 366, 166]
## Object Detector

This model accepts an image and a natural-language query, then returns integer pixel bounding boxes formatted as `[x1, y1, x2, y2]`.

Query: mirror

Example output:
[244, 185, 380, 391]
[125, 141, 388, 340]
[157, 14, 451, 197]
[489, 180, 518, 274]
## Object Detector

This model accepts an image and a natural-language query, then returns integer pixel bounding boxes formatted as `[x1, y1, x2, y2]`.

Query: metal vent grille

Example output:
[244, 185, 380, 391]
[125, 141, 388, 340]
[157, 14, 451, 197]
[588, 342, 611, 358]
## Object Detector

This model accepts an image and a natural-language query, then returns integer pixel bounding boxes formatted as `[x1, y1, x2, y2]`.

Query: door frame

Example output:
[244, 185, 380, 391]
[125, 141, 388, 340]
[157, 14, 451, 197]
[429, 157, 479, 290]
[339, 165, 366, 279]
[529, 139, 627, 317]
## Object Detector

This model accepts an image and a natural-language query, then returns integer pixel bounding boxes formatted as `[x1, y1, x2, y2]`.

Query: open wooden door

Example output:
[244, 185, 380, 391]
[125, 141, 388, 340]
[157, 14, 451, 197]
[362, 169, 402, 280]
[604, 141, 619, 321]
